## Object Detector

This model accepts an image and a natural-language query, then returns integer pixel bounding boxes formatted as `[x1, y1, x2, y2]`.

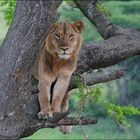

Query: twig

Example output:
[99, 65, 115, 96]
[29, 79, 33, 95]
[78, 117, 88, 140]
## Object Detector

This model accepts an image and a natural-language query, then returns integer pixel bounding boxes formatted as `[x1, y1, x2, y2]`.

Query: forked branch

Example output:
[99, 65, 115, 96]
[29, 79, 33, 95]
[75, 0, 140, 39]
[22, 110, 97, 138]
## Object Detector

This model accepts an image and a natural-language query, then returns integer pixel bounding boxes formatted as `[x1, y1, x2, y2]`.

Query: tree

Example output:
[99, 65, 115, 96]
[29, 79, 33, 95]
[0, 0, 140, 139]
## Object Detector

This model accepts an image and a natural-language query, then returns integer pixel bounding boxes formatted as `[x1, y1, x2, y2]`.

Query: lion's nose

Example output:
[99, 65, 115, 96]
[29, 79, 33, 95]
[61, 48, 68, 52]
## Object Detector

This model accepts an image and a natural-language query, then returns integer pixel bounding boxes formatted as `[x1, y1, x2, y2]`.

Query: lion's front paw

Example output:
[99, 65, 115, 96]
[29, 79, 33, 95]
[37, 111, 52, 120]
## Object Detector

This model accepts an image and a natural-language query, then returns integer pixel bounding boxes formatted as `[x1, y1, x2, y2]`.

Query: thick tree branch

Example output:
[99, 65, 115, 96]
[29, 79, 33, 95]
[75, 0, 112, 38]
[83, 67, 125, 85]
[83, 68, 124, 86]
[76, 35, 140, 74]
[22, 116, 97, 138]
[69, 67, 125, 90]
[75, 0, 140, 39]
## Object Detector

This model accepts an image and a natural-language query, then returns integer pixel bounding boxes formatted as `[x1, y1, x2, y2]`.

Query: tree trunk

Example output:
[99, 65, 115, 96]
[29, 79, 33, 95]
[0, 0, 61, 139]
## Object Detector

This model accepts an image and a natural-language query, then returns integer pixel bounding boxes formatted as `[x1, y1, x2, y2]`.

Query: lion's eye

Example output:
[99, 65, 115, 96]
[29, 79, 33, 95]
[55, 34, 60, 39]
[69, 34, 74, 38]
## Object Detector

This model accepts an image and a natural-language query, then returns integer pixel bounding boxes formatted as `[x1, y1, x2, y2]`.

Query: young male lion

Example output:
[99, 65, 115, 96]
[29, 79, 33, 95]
[33, 20, 84, 119]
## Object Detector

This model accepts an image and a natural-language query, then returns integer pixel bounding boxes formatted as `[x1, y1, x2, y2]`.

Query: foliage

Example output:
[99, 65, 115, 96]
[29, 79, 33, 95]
[105, 104, 140, 127]
[0, 0, 16, 25]
[75, 78, 140, 128]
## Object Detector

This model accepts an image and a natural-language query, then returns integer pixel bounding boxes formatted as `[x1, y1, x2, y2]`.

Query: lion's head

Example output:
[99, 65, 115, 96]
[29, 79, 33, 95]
[46, 20, 84, 60]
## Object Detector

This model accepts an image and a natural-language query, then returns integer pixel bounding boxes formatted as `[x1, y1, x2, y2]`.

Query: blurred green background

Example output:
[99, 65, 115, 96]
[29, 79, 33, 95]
[0, 0, 140, 139]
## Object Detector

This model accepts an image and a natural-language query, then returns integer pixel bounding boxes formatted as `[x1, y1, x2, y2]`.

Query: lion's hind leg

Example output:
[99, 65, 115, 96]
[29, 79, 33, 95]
[61, 92, 70, 113]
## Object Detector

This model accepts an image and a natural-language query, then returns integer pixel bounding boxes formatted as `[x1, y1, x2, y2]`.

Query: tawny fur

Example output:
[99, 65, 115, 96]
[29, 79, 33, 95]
[33, 20, 84, 119]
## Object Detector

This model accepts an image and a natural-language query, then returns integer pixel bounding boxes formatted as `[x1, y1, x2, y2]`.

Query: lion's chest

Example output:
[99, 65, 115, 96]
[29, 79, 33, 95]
[51, 63, 75, 77]
[45, 57, 75, 76]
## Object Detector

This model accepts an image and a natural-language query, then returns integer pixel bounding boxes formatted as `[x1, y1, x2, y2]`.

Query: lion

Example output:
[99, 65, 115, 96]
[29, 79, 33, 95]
[33, 20, 84, 119]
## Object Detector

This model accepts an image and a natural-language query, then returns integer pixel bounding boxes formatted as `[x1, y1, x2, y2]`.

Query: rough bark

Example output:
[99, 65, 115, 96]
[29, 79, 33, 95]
[0, 0, 62, 139]
[75, 0, 140, 73]
[76, 35, 140, 74]
[22, 110, 97, 137]
[69, 67, 125, 90]
[75, 0, 140, 39]
[0, 0, 140, 139]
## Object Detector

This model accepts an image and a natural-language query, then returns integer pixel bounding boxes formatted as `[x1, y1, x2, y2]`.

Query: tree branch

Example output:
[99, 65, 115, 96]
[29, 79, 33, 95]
[75, 0, 140, 39]
[76, 35, 140, 74]
[69, 67, 125, 90]
[22, 115, 97, 138]
[83, 67, 125, 85]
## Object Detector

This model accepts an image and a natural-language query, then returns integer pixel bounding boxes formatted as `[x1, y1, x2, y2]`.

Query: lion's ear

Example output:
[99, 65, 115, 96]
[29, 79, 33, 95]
[73, 20, 84, 33]
[49, 23, 57, 33]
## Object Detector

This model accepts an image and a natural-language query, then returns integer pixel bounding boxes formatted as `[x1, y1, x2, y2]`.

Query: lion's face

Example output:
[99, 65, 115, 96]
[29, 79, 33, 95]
[47, 21, 84, 60]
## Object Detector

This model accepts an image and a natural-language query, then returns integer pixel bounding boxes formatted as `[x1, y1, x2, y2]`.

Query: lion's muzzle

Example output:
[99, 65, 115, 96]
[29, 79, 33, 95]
[58, 47, 71, 59]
